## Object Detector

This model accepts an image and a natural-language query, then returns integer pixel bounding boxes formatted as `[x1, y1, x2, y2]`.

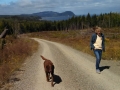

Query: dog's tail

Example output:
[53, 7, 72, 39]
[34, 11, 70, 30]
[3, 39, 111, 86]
[40, 55, 48, 61]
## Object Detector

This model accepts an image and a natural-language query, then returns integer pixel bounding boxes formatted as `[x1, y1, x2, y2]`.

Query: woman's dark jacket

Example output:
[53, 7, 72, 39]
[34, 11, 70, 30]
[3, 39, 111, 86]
[90, 33, 105, 52]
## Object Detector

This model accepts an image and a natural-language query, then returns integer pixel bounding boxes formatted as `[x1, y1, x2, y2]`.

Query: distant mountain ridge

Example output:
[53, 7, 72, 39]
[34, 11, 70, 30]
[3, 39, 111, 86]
[0, 11, 75, 20]
[22, 11, 75, 17]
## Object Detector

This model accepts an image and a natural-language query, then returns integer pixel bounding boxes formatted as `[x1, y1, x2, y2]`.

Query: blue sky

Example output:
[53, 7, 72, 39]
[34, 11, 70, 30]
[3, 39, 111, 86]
[0, 0, 120, 15]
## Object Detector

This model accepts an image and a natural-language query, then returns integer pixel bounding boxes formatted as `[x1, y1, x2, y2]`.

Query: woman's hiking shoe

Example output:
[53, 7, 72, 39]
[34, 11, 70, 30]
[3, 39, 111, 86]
[96, 69, 101, 74]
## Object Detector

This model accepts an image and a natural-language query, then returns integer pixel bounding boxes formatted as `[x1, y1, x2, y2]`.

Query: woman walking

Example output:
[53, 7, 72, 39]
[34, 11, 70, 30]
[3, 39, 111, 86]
[90, 26, 105, 74]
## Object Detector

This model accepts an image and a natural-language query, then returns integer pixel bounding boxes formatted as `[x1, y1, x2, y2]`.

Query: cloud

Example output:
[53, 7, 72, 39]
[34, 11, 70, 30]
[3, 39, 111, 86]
[15, 0, 32, 7]
[0, 0, 120, 15]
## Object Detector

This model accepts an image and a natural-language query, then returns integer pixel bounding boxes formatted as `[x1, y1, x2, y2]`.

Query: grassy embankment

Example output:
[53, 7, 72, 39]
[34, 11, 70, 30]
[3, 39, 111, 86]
[0, 27, 119, 88]
[28, 27, 120, 61]
[0, 36, 38, 87]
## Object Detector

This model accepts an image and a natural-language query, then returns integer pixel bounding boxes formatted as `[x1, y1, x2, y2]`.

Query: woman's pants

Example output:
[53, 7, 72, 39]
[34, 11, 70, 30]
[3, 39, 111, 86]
[94, 49, 102, 70]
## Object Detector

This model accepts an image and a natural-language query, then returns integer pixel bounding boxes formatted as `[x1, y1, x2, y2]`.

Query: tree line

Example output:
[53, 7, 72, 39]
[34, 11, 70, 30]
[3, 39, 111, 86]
[0, 12, 120, 35]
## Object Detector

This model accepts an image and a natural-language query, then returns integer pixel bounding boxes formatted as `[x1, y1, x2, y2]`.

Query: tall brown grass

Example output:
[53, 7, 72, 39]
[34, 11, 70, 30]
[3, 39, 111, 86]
[0, 36, 38, 87]
[28, 28, 120, 61]
[0, 28, 119, 88]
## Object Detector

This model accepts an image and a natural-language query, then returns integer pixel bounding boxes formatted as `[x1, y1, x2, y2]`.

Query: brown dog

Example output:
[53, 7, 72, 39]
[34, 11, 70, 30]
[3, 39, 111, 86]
[40, 55, 55, 87]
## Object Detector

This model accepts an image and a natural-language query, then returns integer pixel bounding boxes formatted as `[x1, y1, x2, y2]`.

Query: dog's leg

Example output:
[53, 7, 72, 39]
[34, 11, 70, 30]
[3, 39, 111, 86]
[45, 72, 49, 82]
[51, 72, 54, 87]
[48, 73, 50, 80]
[51, 76, 54, 87]
[51, 65, 54, 87]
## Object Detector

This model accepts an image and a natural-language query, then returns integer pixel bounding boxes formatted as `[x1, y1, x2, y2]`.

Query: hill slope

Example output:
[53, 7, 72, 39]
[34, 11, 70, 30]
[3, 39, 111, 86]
[31, 11, 75, 17]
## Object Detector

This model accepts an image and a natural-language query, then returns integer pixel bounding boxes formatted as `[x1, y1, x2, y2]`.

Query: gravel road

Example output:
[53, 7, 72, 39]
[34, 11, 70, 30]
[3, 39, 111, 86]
[8, 38, 120, 90]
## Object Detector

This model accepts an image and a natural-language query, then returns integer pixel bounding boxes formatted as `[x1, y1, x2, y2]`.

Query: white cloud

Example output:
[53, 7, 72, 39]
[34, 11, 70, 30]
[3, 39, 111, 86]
[16, 0, 32, 7]
[0, 0, 120, 15]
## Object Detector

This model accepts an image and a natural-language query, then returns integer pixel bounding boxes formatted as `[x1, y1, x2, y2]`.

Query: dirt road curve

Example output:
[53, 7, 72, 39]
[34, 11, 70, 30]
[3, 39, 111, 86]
[9, 38, 120, 90]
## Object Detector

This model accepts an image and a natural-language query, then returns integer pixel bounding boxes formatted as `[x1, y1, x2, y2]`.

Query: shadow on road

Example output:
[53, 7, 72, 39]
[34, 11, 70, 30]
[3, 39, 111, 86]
[100, 66, 110, 72]
[53, 74, 62, 86]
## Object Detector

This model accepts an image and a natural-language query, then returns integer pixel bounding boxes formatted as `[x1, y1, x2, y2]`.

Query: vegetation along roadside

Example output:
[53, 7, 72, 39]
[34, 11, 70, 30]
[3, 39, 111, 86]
[28, 27, 120, 61]
[0, 12, 120, 88]
[0, 36, 38, 88]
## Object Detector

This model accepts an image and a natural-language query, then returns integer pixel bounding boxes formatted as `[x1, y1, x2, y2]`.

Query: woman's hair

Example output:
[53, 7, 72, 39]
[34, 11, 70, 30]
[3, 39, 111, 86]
[94, 26, 102, 33]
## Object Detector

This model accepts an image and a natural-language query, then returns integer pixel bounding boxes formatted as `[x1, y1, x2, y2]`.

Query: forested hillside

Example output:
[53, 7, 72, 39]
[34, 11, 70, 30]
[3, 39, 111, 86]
[0, 12, 120, 35]
[31, 11, 75, 17]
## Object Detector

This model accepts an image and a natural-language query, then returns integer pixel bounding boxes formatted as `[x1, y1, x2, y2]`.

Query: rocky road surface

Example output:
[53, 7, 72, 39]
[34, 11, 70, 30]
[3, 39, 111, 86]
[7, 38, 120, 90]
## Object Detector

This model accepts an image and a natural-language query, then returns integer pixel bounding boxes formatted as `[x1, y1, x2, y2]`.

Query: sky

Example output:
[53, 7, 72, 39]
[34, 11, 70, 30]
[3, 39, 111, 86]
[0, 0, 120, 15]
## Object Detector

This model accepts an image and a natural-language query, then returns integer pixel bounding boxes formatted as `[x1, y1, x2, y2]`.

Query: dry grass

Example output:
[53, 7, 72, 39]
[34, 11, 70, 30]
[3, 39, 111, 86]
[28, 28, 120, 61]
[0, 36, 38, 87]
[0, 27, 118, 88]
